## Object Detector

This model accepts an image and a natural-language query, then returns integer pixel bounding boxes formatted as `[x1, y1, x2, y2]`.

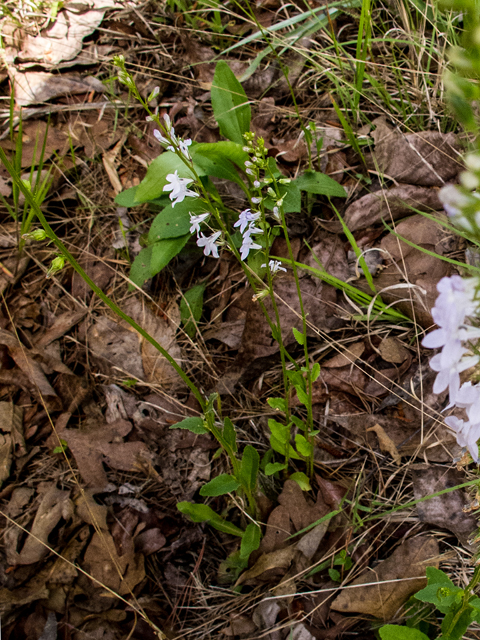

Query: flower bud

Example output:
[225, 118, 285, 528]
[46, 255, 66, 278]
[147, 86, 160, 103]
[460, 171, 479, 190]
[23, 229, 48, 241]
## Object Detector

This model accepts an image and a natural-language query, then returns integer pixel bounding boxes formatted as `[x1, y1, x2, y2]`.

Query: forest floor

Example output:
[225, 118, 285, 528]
[0, 0, 479, 639]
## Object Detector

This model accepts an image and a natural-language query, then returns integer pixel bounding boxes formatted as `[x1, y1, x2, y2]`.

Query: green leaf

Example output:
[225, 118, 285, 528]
[415, 567, 463, 614]
[290, 471, 312, 491]
[311, 363, 321, 382]
[328, 568, 341, 582]
[148, 198, 206, 242]
[268, 419, 289, 444]
[265, 462, 287, 475]
[270, 435, 302, 460]
[441, 607, 473, 640]
[294, 171, 347, 198]
[150, 234, 190, 276]
[115, 186, 138, 207]
[129, 246, 152, 288]
[211, 61, 251, 144]
[267, 397, 286, 412]
[200, 473, 241, 497]
[264, 183, 301, 213]
[180, 283, 205, 337]
[170, 416, 208, 434]
[177, 502, 245, 536]
[192, 142, 249, 186]
[135, 151, 200, 202]
[295, 433, 313, 458]
[240, 445, 259, 494]
[240, 523, 261, 559]
[292, 327, 305, 345]
[296, 386, 310, 407]
[223, 417, 238, 454]
[379, 626, 430, 640]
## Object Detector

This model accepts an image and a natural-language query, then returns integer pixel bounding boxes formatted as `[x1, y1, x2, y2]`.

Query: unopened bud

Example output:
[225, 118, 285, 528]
[23, 229, 48, 241]
[46, 255, 66, 279]
[148, 86, 160, 102]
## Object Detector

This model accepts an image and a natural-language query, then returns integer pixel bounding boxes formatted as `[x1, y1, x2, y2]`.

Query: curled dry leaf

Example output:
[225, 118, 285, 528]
[321, 342, 365, 368]
[62, 418, 149, 489]
[18, 0, 118, 67]
[13, 485, 73, 565]
[0, 401, 24, 486]
[412, 465, 477, 547]
[11, 71, 105, 107]
[331, 535, 439, 619]
[371, 117, 461, 186]
[83, 530, 145, 595]
[366, 424, 401, 465]
[342, 184, 441, 232]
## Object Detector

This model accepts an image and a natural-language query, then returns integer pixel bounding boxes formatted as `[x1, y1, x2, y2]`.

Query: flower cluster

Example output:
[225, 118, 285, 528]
[154, 114, 192, 160]
[423, 275, 480, 461]
[234, 209, 263, 260]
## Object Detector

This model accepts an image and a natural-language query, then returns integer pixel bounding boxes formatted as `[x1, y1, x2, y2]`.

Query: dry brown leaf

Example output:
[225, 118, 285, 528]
[300, 233, 350, 282]
[18, 0, 117, 66]
[366, 424, 401, 464]
[14, 485, 73, 565]
[371, 117, 461, 186]
[236, 546, 296, 585]
[412, 465, 477, 547]
[203, 320, 246, 350]
[379, 337, 409, 364]
[135, 528, 167, 555]
[0, 328, 58, 399]
[75, 490, 108, 529]
[36, 310, 87, 347]
[331, 535, 439, 619]
[62, 419, 149, 489]
[322, 342, 365, 368]
[125, 299, 182, 387]
[342, 184, 441, 232]
[11, 71, 105, 107]
[83, 530, 145, 595]
[0, 401, 24, 486]
[49, 527, 90, 584]
[0, 121, 69, 168]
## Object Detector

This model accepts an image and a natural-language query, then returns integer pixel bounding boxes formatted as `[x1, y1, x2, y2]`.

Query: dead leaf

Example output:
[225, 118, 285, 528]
[83, 530, 145, 595]
[75, 490, 108, 529]
[18, 0, 117, 66]
[366, 424, 401, 464]
[236, 546, 296, 585]
[322, 342, 365, 368]
[49, 527, 90, 584]
[412, 465, 477, 547]
[36, 309, 87, 347]
[62, 419, 149, 489]
[203, 320, 246, 350]
[371, 117, 461, 186]
[379, 337, 409, 364]
[125, 299, 182, 387]
[11, 71, 105, 107]
[300, 233, 350, 283]
[331, 535, 439, 619]
[342, 184, 441, 232]
[135, 528, 167, 555]
[0, 120, 69, 168]
[14, 485, 73, 565]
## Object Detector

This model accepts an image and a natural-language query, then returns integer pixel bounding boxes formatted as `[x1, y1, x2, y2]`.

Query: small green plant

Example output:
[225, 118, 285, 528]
[380, 567, 480, 640]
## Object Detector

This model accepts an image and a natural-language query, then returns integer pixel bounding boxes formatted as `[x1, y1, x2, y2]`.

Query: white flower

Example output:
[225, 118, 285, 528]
[163, 171, 198, 207]
[234, 209, 261, 234]
[197, 231, 221, 258]
[179, 138, 192, 159]
[261, 260, 287, 273]
[163, 113, 172, 131]
[153, 129, 169, 145]
[430, 342, 479, 402]
[243, 222, 263, 238]
[189, 212, 209, 235]
[253, 180, 261, 188]
[251, 197, 262, 204]
[246, 168, 254, 176]
[240, 235, 262, 260]
[272, 206, 281, 222]
[444, 415, 480, 462]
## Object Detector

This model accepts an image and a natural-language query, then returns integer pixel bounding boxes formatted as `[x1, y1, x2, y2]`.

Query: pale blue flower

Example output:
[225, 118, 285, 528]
[197, 231, 221, 258]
